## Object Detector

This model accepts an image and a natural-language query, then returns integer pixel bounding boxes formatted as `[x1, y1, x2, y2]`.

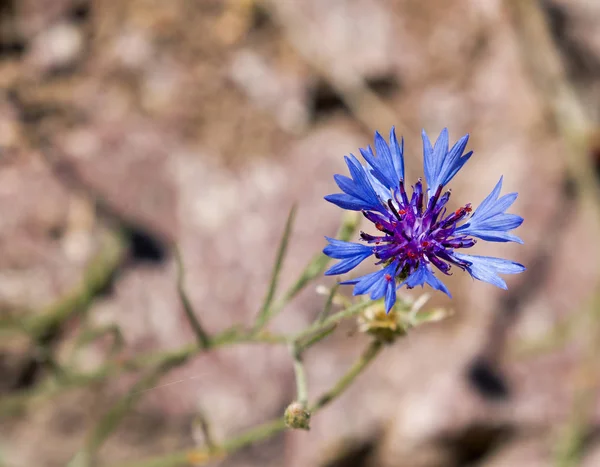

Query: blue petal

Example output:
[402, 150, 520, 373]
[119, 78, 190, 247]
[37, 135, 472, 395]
[422, 128, 472, 197]
[441, 135, 471, 186]
[388, 126, 405, 183]
[325, 255, 371, 276]
[359, 146, 396, 196]
[344, 155, 382, 207]
[384, 279, 397, 313]
[323, 237, 374, 276]
[401, 262, 452, 297]
[359, 128, 405, 192]
[323, 237, 373, 259]
[459, 229, 523, 244]
[325, 154, 389, 212]
[324, 193, 373, 211]
[345, 269, 385, 295]
[334, 174, 366, 200]
[452, 252, 525, 289]
[364, 168, 392, 202]
[456, 177, 523, 243]
[372, 275, 397, 313]
[342, 261, 398, 302]
[375, 132, 399, 184]
[422, 129, 436, 195]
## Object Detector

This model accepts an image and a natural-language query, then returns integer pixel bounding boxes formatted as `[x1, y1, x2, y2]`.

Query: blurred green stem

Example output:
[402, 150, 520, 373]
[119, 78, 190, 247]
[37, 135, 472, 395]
[71, 353, 190, 467]
[292, 299, 371, 343]
[316, 283, 339, 323]
[290, 342, 308, 407]
[0, 296, 370, 417]
[262, 211, 361, 326]
[175, 247, 211, 349]
[113, 338, 383, 467]
[193, 405, 217, 453]
[0, 230, 125, 340]
[310, 339, 382, 411]
[254, 205, 297, 331]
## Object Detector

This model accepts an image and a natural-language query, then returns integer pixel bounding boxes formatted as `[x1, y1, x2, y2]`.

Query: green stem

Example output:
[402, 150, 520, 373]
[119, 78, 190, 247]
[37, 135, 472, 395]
[1, 303, 372, 416]
[0, 328, 286, 417]
[316, 283, 339, 323]
[309, 339, 382, 411]
[254, 205, 297, 331]
[265, 211, 361, 323]
[0, 230, 125, 340]
[112, 339, 384, 467]
[175, 247, 210, 349]
[297, 324, 337, 352]
[193, 405, 217, 453]
[290, 343, 308, 407]
[292, 300, 372, 343]
[70, 353, 190, 466]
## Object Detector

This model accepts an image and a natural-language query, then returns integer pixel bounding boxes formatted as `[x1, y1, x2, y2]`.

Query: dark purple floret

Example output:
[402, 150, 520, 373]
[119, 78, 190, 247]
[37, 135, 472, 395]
[360, 178, 476, 279]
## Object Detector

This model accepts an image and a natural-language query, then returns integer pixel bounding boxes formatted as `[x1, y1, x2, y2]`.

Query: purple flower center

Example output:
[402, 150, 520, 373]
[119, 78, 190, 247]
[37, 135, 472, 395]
[360, 178, 476, 280]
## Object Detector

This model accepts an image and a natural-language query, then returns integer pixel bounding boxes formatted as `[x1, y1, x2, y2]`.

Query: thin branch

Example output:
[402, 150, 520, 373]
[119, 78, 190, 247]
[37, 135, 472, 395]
[112, 339, 384, 467]
[174, 247, 210, 349]
[289, 342, 308, 407]
[69, 352, 190, 467]
[297, 323, 337, 353]
[268, 211, 361, 318]
[316, 283, 339, 324]
[192, 405, 217, 453]
[0, 230, 125, 340]
[1, 299, 377, 418]
[292, 299, 372, 344]
[309, 339, 382, 411]
[0, 328, 285, 417]
[254, 205, 297, 331]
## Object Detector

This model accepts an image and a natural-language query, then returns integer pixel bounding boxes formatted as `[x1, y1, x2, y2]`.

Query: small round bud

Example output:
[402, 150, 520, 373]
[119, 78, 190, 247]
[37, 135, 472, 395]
[284, 402, 311, 430]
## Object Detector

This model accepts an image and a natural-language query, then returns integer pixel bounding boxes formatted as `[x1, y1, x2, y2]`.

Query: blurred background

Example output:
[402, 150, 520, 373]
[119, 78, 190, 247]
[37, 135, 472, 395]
[1, 0, 600, 466]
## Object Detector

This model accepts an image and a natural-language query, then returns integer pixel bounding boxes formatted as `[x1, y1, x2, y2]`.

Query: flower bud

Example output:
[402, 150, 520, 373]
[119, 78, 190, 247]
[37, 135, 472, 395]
[284, 402, 311, 430]
[357, 302, 407, 343]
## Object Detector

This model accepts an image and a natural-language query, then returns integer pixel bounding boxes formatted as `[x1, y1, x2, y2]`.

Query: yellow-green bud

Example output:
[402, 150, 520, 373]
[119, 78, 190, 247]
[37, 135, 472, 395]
[357, 303, 407, 343]
[284, 402, 311, 430]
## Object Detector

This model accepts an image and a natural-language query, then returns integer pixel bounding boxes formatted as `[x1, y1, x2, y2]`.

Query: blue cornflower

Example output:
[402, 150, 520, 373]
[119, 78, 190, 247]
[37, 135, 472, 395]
[324, 128, 525, 313]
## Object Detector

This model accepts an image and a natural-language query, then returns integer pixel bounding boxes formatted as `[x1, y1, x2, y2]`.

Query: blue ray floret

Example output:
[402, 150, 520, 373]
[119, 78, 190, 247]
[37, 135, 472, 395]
[323, 127, 525, 313]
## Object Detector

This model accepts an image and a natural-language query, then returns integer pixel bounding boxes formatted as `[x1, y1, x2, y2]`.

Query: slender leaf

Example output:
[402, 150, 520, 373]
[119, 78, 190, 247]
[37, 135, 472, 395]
[254, 205, 297, 330]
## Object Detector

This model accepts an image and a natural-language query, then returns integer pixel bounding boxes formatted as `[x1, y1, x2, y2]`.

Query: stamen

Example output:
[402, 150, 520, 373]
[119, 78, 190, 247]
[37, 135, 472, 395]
[429, 255, 452, 275]
[398, 179, 410, 206]
[443, 237, 477, 249]
[428, 184, 444, 211]
[415, 178, 423, 216]
[360, 231, 385, 244]
[387, 199, 402, 221]
[374, 223, 394, 236]
[440, 203, 473, 228]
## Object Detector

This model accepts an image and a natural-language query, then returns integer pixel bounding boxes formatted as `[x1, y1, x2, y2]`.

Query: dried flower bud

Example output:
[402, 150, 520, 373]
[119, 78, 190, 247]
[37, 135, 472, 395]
[284, 402, 311, 430]
[357, 302, 407, 343]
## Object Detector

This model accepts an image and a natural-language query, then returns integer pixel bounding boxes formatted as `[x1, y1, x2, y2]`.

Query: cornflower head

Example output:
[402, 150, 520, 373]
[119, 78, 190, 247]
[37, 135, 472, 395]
[324, 128, 525, 313]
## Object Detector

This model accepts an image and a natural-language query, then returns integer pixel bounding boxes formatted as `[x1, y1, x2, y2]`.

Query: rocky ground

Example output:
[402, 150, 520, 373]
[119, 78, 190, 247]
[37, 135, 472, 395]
[1, 1, 600, 466]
